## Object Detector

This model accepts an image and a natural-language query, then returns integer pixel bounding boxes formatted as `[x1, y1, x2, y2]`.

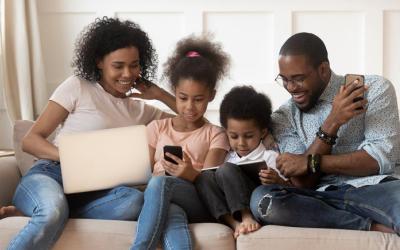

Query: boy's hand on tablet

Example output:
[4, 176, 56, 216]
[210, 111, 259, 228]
[259, 168, 287, 185]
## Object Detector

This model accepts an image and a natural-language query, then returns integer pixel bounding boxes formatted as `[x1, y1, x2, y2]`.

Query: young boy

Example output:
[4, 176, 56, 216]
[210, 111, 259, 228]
[195, 86, 290, 238]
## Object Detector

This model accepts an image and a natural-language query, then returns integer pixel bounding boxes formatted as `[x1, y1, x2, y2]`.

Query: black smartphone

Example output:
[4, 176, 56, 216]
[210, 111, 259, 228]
[163, 145, 183, 164]
[344, 74, 365, 109]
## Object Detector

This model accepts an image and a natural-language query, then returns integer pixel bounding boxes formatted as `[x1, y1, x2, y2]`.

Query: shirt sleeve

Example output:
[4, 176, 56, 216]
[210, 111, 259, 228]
[271, 104, 306, 154]
[209, 126, 230, 151]
[49, 76, 81, 112]
[146, 120, 160, 149]
[357, 76, 400, 174]
[263, 150, 287, 180]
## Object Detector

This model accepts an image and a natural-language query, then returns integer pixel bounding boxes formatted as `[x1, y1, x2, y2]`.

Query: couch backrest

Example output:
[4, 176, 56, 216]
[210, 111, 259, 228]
[13, 120, 56, 175]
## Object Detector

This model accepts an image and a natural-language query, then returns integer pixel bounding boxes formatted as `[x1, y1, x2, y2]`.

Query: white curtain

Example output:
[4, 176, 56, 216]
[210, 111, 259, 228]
[1, 0, 47, 122]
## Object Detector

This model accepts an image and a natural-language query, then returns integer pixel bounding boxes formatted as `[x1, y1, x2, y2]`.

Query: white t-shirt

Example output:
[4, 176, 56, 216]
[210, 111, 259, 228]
[225, 142, 287, 180]
[50, 75, 169, 145]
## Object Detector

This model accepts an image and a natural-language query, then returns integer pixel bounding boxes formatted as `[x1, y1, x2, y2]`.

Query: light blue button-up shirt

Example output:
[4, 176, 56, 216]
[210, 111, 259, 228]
[271, 72, 400, 190]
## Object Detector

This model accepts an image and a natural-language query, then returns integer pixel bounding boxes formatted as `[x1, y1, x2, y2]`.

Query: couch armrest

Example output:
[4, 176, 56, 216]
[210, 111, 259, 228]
[0, 156, 21, 207]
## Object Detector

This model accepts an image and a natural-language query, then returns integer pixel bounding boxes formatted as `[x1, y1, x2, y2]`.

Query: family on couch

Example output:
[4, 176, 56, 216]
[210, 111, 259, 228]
[1, 16, 400, 250]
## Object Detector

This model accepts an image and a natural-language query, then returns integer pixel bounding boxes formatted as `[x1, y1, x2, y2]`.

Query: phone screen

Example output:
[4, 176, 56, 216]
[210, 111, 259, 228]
[163, 145, 183, 164]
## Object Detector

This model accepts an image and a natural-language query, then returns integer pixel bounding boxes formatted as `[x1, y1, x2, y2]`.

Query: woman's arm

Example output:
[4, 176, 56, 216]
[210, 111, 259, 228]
[22, 101, 69, 161]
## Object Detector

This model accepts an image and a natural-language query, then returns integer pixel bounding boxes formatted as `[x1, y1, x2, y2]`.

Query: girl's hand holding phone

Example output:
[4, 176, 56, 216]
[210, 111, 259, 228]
[162, 152, 199, 182]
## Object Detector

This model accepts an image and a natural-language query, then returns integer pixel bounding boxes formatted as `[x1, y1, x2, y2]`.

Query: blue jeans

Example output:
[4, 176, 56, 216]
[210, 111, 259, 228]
[132, 176, 214, 250]
[250, 178, 400, 233]
[8, 159, 144, 250]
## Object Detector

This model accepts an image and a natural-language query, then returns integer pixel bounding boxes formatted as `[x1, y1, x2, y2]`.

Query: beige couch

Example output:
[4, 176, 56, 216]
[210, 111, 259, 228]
[1, 120, 399, 250]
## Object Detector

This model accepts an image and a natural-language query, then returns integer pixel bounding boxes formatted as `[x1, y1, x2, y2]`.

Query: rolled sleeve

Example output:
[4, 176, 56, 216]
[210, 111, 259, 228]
[358, 77, 400, 174]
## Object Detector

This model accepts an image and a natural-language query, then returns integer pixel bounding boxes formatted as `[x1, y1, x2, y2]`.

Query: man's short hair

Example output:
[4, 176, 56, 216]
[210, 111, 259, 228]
[279, 32, 329, 68]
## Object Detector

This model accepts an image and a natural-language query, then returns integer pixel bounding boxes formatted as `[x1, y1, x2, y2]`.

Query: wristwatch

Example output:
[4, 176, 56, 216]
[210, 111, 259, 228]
[307, 154, 321, 174]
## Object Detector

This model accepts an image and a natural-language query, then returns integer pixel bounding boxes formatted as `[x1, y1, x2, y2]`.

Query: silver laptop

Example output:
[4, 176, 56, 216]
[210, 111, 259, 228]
[58, 125, 151, 194]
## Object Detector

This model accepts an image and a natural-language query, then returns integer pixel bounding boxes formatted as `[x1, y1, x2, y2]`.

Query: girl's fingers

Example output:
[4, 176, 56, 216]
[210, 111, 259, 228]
[165, 152, 183, 164]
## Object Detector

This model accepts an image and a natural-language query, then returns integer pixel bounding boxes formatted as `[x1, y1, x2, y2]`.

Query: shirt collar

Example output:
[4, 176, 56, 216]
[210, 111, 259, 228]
[318, 71, 344, 103]
[229, 142, 265, 163]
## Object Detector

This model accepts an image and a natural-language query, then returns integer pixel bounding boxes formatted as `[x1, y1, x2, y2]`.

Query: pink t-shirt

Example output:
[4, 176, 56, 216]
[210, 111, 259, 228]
[147, 118, 230, 175]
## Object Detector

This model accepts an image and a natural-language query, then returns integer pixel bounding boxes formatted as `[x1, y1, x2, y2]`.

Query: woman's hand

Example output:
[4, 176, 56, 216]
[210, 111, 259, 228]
[259, 168, 288, 185]
[128, 79, 163, 100]
[162, 152, 199, 182]
[129, 79, 177, 113]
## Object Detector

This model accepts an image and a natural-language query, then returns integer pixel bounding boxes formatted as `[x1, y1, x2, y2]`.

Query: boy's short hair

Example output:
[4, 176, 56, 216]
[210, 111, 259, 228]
[220, 86, 272, 131]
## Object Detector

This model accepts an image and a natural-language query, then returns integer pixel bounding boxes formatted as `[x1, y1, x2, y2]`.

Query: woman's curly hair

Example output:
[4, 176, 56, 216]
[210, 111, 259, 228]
[72, 17, 158, 82]
[163, 35, 230, 91]
[220, 86, 273, 132]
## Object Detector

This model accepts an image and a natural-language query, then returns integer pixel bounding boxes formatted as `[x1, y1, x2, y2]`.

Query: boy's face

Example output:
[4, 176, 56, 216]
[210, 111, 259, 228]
[226, 118, 267, 157]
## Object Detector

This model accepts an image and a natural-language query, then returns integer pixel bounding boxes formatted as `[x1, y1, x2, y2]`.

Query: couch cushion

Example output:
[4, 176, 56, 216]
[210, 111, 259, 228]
[0, 217, 235, 250]
[237, 225, 400, 250]
[13, 120, 56, 176]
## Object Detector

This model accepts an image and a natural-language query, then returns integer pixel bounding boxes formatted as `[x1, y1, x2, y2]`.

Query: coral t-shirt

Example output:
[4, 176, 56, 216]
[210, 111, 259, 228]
[147, 118, 230, 175]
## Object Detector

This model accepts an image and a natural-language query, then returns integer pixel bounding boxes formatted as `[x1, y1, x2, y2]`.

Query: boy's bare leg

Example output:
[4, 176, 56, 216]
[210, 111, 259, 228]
[238, 208, 261, 235]
[370, 222, 395, 234]
[0, 206, 23, 219]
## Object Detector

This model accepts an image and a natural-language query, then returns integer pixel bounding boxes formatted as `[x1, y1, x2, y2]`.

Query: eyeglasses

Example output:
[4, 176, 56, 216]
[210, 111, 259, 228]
[275, 71, 314, 88]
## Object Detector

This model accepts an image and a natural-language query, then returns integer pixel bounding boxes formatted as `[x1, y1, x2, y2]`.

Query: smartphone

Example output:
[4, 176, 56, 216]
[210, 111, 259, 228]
[163, 145, 183, 164]
[344, 74, 365, 109]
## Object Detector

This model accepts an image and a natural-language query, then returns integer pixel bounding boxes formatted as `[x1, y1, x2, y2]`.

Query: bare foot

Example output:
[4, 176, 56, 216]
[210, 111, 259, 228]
[0, 206, 23, 219]
[370, 222, 395, 234]
[239, 210, 261, 235]
[232, 220, 242, 239]
[221, 214, 242, 239]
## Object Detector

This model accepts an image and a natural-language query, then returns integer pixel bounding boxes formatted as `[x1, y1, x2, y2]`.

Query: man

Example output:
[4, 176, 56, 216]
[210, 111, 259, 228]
[251, 32, 400, 233]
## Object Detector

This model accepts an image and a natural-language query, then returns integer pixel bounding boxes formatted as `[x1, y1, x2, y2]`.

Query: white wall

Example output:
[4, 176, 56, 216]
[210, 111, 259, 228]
[1, 0, 400, 145]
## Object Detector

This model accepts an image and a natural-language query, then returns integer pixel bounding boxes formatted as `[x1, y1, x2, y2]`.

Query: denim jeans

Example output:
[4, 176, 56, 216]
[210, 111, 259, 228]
[250, 178, 400, 233]
[195, 163, 256, 219]
[8, 159, 144, 250]
[132, 175, 214, 250]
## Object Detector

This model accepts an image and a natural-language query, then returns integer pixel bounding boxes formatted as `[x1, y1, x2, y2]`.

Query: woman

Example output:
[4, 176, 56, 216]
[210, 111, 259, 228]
[5, 17, 175, 250]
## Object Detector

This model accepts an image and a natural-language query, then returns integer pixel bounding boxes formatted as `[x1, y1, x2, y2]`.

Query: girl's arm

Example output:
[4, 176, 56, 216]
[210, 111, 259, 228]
[203, 148, 228, 168]
[22, 101, 69, 161]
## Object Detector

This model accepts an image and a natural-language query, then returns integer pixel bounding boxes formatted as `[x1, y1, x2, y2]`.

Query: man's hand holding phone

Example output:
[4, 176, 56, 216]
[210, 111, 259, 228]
[163, 145, 199, 182]
[324, 74, 368, 133]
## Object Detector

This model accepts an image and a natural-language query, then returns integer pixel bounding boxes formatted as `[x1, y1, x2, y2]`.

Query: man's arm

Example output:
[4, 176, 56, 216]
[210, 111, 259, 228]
[278, 76, 399, 183]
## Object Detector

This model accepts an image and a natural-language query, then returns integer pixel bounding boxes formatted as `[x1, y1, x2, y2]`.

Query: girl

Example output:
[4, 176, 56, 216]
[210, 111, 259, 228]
[5, 17, 175, 250]
[132, 35, 231, 250]
[196, 86, 290, 238]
